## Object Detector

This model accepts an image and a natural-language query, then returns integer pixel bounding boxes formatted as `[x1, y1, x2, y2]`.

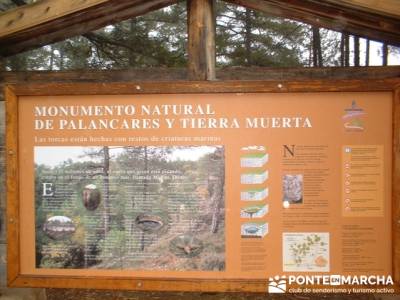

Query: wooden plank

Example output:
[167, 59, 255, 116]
[45, 289, 278, 300]
[0, 100, 5, 245]
[223, 0, 400, 47]
[1, 66, 400, 87]
[393, 85, 400, 283]
[0, 0, 109, 38]
[327, 0, 400, 18]
[45, 285, 400, 299]
[7, 78, 400, 96]
[5, 85, 19, 286]
[187, 0, 216, 80]
[10, 276, 267, 292]
[0, 68, 188, 85]
[0, 0, 180, 57]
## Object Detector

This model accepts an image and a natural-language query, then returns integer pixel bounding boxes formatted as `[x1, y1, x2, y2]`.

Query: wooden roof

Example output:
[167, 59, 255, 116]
[0, 0, 399, 57]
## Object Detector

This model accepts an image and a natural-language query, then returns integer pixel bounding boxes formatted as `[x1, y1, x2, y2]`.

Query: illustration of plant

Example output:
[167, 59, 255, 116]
[289, 234, 326, 266]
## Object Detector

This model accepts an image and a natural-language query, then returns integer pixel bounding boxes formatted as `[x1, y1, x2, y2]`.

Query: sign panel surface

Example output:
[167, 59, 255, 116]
[9, 87, 395, 291]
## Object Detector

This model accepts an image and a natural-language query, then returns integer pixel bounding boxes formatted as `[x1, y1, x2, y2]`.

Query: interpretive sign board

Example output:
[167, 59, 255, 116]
[5, 80, 400, 293]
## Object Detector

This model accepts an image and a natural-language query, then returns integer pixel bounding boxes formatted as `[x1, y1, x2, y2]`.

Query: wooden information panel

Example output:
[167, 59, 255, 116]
[6, 80, 400, 293]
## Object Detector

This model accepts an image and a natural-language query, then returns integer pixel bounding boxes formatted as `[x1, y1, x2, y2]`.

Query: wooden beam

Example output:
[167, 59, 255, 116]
[223, 0, 400, 47]
[1, 66, 400, 101]
[0, 0, 180, 57]
[393, 86, 400, 284]
[8, 78, 400, 96]
[327, 0, 400, 18]
[187, 0, 216, 80]
[0, 0, 110, 38]
[1, 67, 400, 87]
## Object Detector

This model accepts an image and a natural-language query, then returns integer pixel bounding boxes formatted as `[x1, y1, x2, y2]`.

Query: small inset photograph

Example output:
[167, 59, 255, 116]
[282, 174, 303, 204]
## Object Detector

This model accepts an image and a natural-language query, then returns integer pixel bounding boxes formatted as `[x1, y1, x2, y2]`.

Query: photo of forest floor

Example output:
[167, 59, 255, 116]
[35, 145, 225, 271]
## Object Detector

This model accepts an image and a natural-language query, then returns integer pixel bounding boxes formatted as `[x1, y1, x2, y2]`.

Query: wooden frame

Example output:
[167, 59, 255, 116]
[6, 79, 400, 292]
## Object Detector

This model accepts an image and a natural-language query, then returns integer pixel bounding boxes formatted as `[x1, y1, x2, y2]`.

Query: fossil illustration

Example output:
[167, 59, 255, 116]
[82, 184, 101, 211]
[43, 216, 76, 240]
[169, 234, 204, 258]
[135, 214, 164, 251]
[135, 214, 164, 232]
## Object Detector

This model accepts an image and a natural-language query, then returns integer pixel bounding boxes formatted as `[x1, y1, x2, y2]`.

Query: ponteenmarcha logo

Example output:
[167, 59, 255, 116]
[267, 274, 394, 294]
[268, 275, 287, 293]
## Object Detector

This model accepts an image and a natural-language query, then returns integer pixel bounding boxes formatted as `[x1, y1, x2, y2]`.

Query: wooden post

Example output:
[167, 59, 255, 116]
[393, 86, 400, 283]
[5, 85, 19, 286]
[187, 0, 216, 80]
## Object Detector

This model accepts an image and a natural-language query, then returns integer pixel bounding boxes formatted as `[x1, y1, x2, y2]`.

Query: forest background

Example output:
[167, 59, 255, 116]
[0, 0, 399, 71]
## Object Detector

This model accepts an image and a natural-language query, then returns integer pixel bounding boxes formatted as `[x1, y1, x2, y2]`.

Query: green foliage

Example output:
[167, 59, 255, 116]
[0, 1, 347, 70]
[216, 3, 307, 67]
[97, 229, 126, 267]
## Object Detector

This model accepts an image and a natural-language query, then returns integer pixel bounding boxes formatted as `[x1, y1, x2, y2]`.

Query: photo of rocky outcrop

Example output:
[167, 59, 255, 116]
[282, 174, 303, 204]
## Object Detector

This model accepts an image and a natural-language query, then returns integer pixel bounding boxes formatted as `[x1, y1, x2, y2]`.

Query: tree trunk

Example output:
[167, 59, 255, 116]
[49, 46, 54, 71]
[187, 0, 216, 80]
[382, 43, 388, 66]
[312, 27, 318, 67]
[210, 149, 224, 234]
[103, 146, 110, 234]
[317, 31, 323, 67]
[210, 178, 223, 234]
[128, 19, 137, 67]
[312, 26, 322, 67]
[344, 34, 350, 67]
[143, 146, 149, 203]
[340, 33, 345, 67]
[244, 8, 252, 66]
[139, 146, 149, 252]
[354, 36, 360, 67]
[59, 47, 65, 70]
[365, 39, 370, 66]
